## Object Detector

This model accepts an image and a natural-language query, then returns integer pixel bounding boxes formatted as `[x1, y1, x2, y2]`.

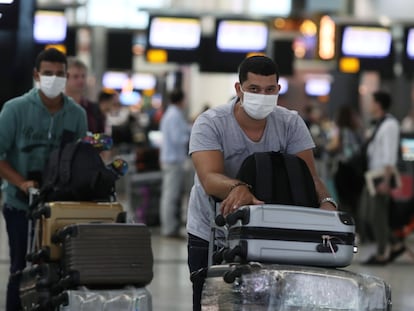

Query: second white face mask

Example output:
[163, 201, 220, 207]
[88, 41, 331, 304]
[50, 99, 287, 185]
[241, 89, 279, 120]
[39, 75, 67, 99]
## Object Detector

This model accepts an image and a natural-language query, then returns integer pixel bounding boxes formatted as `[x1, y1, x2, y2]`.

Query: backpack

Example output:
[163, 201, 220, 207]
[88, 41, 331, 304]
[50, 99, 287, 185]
[39, 141, 117, 203]
[236, 151, 319, 208]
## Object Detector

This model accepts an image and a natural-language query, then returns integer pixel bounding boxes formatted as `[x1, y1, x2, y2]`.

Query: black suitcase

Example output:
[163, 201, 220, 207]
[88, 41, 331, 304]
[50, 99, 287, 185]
[19, 263, 62, 311]
[56, 223, 153, 288]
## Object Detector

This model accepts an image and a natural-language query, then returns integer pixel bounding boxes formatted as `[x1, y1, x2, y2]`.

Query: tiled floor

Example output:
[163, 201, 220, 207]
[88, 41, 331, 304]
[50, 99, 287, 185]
[1, 208, 414, 310]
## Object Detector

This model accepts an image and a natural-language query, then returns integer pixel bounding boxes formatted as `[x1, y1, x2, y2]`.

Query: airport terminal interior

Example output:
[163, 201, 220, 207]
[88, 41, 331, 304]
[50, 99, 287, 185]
[2, 0, 414, 310]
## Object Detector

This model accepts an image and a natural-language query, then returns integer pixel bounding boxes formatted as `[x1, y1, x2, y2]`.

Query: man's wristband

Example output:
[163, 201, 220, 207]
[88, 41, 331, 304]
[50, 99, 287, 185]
[320, 197, 338, 210]
[229, 182, 252, 193]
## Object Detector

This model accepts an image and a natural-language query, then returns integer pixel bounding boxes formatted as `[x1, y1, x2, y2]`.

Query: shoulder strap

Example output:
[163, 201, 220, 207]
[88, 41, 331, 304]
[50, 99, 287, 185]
[282, 154, 305, 206]
[366, 116, 387, 146]
[254, 152, 273, 203]
[59, 142, 80, 184]
[45, 150, 61, 187]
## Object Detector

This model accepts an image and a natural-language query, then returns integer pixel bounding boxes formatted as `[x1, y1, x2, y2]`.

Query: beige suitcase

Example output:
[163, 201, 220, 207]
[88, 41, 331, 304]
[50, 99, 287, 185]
[28, 201, 125, 262]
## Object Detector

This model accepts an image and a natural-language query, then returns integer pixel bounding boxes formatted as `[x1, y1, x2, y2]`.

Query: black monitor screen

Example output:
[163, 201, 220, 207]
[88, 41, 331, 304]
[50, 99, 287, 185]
[33, 10, 67, 43]
[145, 15, 201, 64]
[199, 18, 269, 73]
[216, 19, 268, 52]
[0, 0, 19, 30]
[148, 16, 201, 50]
[402, 26, 414, 77]
[341, 25, 392, 58]
[337, 24, 394, 78]
[106, 30, 133, 70]
[305, 76, 331, 97]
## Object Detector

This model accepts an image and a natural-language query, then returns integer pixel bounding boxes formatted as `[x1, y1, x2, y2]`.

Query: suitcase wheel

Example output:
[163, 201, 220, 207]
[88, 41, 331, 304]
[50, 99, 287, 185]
[26, 247, 51, 263]
[116, 211, 127, 223]
[215, 214, 226, 227]
[213, 247, 227, 264]
[223, 264, 252, 284]
[223, 245, 242, 262]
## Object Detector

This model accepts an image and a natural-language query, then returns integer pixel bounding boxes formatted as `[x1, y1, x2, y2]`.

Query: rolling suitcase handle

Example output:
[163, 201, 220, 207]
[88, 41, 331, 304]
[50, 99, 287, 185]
[208, 198, 229, 268]
[26, 187, 40, 265]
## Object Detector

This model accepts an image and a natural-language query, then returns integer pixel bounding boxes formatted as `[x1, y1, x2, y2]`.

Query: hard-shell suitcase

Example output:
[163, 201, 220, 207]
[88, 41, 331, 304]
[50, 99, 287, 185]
[223, 204, 356, 267]
[27, 201, 125, 262]
[19, 263, 62, 311]
[56, 222, 153, 288]
[57, 286, 152, 311]
[201, 263, 392, 311]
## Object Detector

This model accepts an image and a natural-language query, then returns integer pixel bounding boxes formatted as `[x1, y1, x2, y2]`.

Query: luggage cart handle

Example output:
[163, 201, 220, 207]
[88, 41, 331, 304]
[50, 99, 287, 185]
[28, 187, 40, 207]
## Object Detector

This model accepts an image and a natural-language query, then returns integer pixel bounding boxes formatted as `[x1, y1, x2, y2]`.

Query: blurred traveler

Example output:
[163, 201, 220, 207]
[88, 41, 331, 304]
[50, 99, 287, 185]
[97, 88, 119, 135]
[159, 89, 191, 238]
[332, 105, 363, 217]
[65, 57, 103, 133]
[303, 104, 330, 181]
[401, 107, 414, 133]
[0, 48, 87, 310]
[106, 97, 134, 148]
[360, 91, 402, 265]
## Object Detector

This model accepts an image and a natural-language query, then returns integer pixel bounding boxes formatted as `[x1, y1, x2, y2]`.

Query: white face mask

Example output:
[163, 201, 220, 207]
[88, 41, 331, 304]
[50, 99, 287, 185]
[39, 75, 67, 99]
[240, 88, 279, 120]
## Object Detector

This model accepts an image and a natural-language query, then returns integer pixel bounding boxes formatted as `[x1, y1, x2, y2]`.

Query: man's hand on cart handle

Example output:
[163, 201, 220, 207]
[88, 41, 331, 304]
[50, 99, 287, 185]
[19, 180, 39, 194]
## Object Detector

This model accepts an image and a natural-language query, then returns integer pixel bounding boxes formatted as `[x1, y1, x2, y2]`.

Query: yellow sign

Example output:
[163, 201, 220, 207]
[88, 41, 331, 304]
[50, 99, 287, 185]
[339, 57, 360, 73]
[146, 49, 167, 63]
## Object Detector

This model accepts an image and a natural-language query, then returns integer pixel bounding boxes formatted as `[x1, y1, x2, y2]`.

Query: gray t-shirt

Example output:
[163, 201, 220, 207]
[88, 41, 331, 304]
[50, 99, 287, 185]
[187, 98, 315, 241]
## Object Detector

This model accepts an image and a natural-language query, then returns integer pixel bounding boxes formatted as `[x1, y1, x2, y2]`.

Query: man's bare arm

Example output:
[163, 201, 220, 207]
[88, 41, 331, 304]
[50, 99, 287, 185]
[191, 150, 263, 215]
[0, 160, 38, 194]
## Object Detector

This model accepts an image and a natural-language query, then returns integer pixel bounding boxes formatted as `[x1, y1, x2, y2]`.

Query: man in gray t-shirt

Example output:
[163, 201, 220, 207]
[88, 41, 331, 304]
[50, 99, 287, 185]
[187, 55, 336, 311]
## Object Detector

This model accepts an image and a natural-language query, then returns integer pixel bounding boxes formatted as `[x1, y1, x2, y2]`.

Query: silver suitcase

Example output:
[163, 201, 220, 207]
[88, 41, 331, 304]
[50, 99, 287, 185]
[58, 286, 152, 311]
[223, 204, 356, 267]
[202, 263, 392, 311]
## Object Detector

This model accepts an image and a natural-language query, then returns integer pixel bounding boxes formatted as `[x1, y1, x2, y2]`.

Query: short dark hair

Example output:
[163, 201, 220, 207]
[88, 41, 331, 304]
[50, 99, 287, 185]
[169, 89, 184, 104]
[238, 55, 280, 84]
[373, 91, 392, 111]
[98, 88, 117, 102]
[35, 48, 67, 71]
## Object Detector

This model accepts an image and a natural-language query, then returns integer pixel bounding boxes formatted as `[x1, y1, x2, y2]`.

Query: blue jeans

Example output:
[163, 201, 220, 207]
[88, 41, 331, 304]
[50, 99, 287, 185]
[3, 204, 29, 311]
[187, 233, 209, 311]
[160, 163, 185, 236]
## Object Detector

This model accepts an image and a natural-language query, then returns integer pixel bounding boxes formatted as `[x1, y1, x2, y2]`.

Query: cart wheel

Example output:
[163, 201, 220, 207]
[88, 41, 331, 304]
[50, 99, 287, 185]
[213, 247, 227, 264]
[215, 214, 226, 227]
[223, 245, 242, 262]
[223, 264, 251, 284]
[223, 269, 239, 283]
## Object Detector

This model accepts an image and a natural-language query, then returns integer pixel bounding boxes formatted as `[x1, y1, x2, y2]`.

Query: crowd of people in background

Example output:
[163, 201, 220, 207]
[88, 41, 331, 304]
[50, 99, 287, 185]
[304, 91, 414, 267]
[2, 48, 414, 310]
